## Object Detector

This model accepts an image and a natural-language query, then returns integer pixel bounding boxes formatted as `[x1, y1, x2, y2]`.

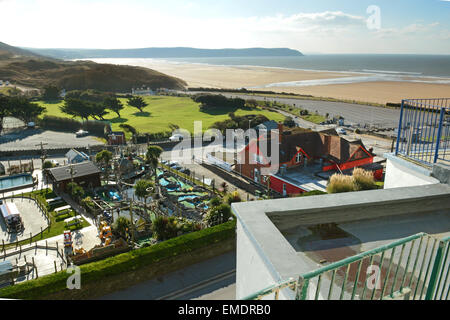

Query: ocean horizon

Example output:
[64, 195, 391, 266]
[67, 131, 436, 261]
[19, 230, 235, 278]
[88, 54, 450, 88]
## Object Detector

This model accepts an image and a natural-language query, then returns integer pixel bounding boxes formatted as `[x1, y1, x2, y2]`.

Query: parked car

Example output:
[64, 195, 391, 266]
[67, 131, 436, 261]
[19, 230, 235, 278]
[180, 168, 191, 175]
[75, 129, 89, 137]
[169, 134, 183, 142]
[169, 161, 180, 168]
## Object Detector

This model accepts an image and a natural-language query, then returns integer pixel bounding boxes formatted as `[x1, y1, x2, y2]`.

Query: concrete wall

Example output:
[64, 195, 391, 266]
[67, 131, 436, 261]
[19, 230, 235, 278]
[236, 220, 294, 300]
[384, 156, 439, 189]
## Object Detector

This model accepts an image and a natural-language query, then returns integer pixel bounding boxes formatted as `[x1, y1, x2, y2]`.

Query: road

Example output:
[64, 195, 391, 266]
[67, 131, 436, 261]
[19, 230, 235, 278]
[192, 92, 401, 129]
[99, 250, 236, 300]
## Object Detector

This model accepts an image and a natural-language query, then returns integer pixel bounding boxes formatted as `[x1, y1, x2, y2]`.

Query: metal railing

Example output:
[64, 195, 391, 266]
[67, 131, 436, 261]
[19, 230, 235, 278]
[243, 233, 450, 300]
[395, 98, 449, 166]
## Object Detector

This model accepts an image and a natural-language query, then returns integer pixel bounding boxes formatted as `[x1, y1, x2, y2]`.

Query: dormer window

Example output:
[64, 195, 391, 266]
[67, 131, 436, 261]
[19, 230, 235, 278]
[296, 152, 302, 163]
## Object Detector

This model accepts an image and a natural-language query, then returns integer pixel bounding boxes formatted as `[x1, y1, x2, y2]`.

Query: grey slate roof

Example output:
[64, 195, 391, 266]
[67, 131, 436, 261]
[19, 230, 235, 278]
[49, 161, 101, 182]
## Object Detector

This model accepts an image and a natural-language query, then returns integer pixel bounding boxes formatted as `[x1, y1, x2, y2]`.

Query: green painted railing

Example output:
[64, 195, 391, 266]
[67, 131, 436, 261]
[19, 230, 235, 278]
[243, 232, 450, 300]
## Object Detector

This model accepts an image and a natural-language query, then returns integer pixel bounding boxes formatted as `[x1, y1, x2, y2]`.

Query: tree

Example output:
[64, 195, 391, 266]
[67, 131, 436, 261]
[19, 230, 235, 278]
[88, 102, 108, 120]
[6, 97, 45, 123]
[146, 145, 163, 183]
[60, 98, 91, 121]
[104, 97, 124, 118]
[42, 86, 60, 101]
[127, 96, 148, 113]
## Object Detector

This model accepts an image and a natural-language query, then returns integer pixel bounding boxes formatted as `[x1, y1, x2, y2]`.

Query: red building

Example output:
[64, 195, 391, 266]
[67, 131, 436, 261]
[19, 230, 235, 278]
[235, 124, 382, 196]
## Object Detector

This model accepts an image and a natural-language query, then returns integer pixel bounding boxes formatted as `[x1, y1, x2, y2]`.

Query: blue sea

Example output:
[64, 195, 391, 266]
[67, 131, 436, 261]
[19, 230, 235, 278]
[90, 54, 450, 87]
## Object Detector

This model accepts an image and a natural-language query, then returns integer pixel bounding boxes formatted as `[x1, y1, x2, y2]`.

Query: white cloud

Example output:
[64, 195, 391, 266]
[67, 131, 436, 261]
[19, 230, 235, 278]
[0, 1, 448, 54]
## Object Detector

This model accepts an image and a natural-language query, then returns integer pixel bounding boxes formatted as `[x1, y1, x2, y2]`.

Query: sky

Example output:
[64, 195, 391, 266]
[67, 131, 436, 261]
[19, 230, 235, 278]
[1, 0, 449, 54]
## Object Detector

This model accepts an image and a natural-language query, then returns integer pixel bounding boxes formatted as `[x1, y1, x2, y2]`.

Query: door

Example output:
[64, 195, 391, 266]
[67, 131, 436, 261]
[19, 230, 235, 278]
[254, 168, 259, 183]
[283, 184, 287, 196]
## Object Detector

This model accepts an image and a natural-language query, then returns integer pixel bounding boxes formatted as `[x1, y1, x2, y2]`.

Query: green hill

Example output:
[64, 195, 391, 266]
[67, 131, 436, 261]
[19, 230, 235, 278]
[0, 42, 186, 92]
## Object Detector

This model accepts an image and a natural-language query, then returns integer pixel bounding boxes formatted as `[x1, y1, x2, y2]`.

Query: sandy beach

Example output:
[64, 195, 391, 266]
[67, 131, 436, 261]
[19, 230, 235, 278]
[92, 58, 450, 104]
[262, 82, 450, 105]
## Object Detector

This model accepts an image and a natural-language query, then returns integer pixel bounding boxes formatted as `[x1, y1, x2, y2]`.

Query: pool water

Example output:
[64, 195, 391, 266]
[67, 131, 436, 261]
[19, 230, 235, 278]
[178, 195, 199, 202]
[0, 174, 33, 191]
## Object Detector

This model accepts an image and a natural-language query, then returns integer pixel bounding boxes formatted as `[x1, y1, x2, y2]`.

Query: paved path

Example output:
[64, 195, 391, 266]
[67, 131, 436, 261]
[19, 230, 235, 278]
[0, 197, 48, 244]
[99, 250, 236, 300]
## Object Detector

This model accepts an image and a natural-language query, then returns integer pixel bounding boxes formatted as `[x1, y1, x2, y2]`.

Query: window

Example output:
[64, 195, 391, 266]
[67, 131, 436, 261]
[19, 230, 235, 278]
[296, 152, 302, 163]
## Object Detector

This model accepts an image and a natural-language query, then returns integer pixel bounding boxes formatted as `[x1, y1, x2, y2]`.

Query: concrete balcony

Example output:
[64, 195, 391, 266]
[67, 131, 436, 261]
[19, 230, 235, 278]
[232, 183, 450, 300]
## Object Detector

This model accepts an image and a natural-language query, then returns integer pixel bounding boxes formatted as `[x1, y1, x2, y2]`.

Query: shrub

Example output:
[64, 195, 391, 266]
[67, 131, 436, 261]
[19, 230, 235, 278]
[327, 174, 355, 194]
[80, 196, 95, 213]
[225, 191, 242, 205]
[352, 168, 377, 191]
[66, 182, 85, 201]
[295, 190, 327, 197]
[152, 216, 179, 241]
[113, 216, 131, 240]
[209, 197, 222, 207]
[204, 203, 232, 227]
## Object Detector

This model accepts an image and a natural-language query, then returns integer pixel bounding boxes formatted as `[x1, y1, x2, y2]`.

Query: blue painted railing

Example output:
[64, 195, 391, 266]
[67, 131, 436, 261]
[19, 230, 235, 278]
[395, 98, 449, 166]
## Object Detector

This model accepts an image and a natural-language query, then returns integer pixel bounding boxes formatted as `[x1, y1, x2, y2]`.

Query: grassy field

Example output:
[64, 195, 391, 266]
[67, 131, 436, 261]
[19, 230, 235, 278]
[37, 96, 285, 135]
[301, 113, 327, 124]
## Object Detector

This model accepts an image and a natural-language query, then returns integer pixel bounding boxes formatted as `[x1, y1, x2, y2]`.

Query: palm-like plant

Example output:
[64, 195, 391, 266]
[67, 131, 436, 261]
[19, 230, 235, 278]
[146, 145, 163, 186]
[95, 150, 113, 182]
[134, 179, 154, 211]
[113, 216, 131, 240]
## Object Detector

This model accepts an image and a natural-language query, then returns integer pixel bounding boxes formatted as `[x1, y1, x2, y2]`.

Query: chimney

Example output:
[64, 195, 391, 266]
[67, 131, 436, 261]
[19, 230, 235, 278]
[277, 123, 283, 144]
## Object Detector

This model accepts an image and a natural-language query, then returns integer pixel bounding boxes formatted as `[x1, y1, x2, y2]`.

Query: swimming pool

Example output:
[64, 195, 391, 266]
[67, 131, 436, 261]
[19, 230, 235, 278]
[0, 174, 33, 192]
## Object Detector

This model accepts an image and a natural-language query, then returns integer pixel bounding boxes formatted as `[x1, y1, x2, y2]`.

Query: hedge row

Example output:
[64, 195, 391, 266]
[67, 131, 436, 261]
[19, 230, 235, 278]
[37, 115, 110, 137]
[0, 219, 236, 299]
